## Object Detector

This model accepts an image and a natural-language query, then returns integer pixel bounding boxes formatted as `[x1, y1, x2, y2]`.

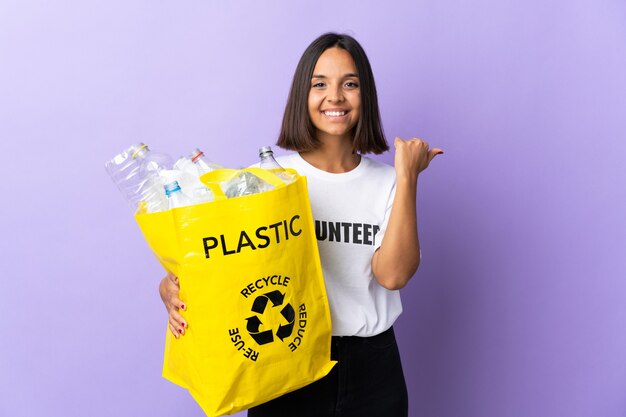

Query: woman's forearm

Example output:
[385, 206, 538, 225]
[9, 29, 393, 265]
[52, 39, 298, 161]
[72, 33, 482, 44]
[371, 175, 421, 290]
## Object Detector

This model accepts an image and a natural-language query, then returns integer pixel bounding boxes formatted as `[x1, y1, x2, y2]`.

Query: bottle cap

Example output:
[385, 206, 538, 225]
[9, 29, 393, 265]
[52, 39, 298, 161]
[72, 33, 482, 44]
[259, 146, 273, 157]
[190, 148, 204, 163]
[130, 143, 149, 160]
[164, 181, 182, 196]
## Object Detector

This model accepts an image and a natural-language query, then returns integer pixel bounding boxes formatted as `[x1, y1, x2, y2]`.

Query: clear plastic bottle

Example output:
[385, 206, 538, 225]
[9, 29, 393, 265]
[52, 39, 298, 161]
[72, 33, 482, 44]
[130, 143, 173, 178]
[259, 146, 295, 184]
[172, 156, 214, 204]
[105, 143, 145, 209]
[190, 148, 223, 175]
[130, 143, 174, 212]
[165, 180, 193, 209]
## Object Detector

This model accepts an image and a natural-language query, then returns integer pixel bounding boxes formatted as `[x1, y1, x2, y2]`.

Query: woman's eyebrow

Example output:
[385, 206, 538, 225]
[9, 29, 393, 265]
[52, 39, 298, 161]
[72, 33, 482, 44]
[312, 73, 359, 79]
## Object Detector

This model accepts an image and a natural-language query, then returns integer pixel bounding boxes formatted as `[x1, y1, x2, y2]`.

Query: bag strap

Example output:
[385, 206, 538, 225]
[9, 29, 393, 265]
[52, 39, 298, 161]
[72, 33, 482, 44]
[199, 168, 298, 200]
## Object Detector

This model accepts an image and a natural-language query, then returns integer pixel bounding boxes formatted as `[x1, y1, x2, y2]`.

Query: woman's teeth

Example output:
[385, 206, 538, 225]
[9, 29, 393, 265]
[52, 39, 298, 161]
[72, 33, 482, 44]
[323, 111, 346, 116]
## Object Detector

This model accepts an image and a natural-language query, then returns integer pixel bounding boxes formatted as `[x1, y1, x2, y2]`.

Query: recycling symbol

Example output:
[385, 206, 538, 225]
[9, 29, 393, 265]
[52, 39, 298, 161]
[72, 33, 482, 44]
[246, 290, 295, 345]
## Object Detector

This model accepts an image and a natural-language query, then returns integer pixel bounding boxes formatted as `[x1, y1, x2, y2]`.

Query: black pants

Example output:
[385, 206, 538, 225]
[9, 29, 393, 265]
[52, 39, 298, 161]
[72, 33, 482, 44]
[248, 326, 408, 417]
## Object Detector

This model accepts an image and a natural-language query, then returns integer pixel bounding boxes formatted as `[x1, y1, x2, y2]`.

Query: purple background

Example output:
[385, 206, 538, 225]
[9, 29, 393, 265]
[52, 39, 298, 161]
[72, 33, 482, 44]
[1, 1, 625, 416]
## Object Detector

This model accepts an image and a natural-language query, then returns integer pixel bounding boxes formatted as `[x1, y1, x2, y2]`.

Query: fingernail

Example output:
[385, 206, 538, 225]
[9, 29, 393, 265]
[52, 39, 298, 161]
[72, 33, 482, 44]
[182, 322, 186, 328]
[181, 304, 186, 310]
[178, 328, 183, 334]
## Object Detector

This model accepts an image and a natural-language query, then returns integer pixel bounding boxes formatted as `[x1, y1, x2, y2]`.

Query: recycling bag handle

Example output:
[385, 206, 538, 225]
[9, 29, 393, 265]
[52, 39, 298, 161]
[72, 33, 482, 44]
[199, 168, 298, 201]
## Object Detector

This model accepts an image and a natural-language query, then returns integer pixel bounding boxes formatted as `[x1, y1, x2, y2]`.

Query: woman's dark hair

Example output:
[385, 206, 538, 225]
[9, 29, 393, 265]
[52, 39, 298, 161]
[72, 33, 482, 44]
[277, 32, 389, 154]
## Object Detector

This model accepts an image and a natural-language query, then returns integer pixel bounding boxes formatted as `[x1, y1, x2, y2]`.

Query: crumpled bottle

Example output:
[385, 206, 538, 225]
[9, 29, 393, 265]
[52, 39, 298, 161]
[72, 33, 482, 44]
[258, 146, 296, 184]
[222, 171, 274, 198]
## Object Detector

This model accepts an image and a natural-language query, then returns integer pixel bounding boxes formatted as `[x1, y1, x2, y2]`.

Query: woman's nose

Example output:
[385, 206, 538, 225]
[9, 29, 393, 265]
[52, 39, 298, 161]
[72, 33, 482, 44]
[326, 86, 344, 102]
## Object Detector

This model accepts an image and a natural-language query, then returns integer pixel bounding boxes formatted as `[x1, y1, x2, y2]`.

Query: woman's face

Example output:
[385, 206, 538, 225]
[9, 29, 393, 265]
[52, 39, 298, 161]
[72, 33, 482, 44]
[308, 47, 361, 142]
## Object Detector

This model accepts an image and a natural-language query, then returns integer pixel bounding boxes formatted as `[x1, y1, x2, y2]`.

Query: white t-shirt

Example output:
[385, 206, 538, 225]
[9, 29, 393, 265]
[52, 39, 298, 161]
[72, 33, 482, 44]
[276, 153, 402, 337]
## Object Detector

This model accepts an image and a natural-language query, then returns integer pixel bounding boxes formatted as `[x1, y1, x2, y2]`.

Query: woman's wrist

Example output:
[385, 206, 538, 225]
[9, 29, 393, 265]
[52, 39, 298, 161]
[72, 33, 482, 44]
[396, 172, 419, 190]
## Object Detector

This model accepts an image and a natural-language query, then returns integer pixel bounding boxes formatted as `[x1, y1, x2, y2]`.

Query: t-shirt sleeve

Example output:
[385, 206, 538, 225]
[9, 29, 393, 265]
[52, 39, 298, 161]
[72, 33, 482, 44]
[373, 182, 396, 251]
[372, 181, 423, 260]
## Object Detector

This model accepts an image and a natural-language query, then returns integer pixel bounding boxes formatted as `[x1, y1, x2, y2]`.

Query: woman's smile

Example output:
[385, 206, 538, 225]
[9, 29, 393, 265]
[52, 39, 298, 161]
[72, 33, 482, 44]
[320, 108, 351, 120]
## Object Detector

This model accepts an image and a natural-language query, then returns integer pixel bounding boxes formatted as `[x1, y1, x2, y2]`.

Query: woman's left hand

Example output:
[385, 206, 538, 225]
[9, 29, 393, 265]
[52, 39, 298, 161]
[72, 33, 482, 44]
[393, 136, 443, 181]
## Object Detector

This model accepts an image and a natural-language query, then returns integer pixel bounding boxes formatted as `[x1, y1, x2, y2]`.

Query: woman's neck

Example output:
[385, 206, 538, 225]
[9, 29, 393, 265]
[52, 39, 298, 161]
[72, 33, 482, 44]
[299, 134, 361, 173]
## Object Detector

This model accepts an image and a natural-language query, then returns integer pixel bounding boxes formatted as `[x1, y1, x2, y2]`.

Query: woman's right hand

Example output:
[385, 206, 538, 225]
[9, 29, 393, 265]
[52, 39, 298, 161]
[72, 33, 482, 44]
[159, 271, 187, 338]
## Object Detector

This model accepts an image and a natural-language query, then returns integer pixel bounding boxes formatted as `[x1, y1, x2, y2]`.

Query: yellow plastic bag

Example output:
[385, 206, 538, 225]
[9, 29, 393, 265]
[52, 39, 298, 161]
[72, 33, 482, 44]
[135, 168, 336, 416]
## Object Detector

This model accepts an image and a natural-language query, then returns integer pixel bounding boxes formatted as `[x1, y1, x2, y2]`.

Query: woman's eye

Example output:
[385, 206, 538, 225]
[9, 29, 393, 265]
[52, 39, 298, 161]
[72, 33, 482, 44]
[312, 82, 325, 88]
[345, 82, 359, 88]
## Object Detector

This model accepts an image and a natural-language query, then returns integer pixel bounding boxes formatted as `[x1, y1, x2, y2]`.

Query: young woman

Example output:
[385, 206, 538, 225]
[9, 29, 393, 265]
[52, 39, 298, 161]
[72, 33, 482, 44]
[159, 32, 442, 417]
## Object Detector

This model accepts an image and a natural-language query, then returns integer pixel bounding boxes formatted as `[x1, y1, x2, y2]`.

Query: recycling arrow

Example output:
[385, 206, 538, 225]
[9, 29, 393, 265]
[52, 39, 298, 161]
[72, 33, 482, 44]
[265, 290, 285, 306]
[276, 303, 295, 341]
[251, 290, 285, 313]
[245, 316, 274, 345]
[251, 295, 269, 314]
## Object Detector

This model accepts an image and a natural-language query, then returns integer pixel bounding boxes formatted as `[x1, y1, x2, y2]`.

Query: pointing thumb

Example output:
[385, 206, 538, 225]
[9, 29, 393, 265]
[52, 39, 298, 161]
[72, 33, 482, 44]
[428, 148, 444, 163]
